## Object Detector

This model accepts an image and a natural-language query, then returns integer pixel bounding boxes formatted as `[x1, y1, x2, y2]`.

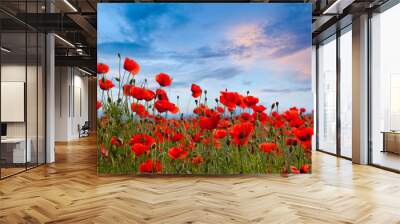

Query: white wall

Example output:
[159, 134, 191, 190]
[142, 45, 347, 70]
[54, 67, 89, 141]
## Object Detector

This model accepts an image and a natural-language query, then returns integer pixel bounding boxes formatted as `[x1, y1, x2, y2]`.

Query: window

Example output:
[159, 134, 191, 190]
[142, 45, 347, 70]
[370, 3, 400, 171]
[317, 35, 337, 154]
[339, 27, 352, 158]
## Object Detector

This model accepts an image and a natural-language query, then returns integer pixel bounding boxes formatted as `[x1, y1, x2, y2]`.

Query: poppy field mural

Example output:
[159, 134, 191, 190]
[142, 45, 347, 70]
[97, 3, 313, 174]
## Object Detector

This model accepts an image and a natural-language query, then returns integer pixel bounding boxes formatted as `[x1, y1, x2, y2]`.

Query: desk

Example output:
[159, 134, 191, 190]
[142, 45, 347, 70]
[382, 131, 400, 154]
[1, 138, 31, 163]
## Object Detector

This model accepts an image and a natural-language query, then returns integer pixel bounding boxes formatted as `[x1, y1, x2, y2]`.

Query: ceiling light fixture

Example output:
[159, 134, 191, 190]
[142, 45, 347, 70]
[54, 34, 75, 48]
[63, 0, 78, 12]
[322, 0, 354, 15]
[78, 67, 93, 76]
[1, 47, 11, 53]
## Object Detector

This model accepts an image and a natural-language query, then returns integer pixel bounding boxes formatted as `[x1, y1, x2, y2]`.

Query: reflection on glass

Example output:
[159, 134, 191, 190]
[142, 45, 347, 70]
[1, 31, 27, 177]
[371, 3, 400, 171]
[340, 28, 352, 158]
[318, 36, 337, 154]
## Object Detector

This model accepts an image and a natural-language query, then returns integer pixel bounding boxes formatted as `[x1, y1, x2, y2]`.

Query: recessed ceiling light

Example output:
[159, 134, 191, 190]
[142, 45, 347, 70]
[1, 47, 11, 53]
[63, 0, 78, 12]
[54, 34, 75, 48]
[78, 67, 92, 76]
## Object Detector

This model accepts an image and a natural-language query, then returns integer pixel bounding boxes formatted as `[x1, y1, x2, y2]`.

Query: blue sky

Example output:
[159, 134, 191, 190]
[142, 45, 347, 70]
[98, 3, 312, 114]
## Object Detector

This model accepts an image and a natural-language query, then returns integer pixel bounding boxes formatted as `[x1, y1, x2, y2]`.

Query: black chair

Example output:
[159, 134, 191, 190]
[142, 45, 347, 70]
[78, 121, 90, 138]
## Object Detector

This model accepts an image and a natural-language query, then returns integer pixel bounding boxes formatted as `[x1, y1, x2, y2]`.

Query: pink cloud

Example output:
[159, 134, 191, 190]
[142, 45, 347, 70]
[225, 23, 310, 80]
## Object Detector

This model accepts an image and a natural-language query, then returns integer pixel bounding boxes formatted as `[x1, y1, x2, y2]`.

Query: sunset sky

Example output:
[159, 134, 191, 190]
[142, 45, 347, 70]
[98, 3, 312, 114]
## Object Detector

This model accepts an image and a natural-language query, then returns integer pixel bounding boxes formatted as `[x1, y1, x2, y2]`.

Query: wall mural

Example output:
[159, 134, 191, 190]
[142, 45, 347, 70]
[97, 3, 313, 174]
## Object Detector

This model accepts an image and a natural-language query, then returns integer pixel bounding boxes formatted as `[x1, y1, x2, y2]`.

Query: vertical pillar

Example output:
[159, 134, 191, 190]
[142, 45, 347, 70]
[46, 0, 55, 163]
[352, 14, 369, 164]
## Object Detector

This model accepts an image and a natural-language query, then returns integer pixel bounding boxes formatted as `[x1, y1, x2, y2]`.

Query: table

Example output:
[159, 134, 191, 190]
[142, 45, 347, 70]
[1, 138, 31, 164]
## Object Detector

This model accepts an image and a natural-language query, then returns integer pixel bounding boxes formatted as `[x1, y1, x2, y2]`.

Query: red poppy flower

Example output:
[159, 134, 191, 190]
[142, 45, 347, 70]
[199, 114, 220, 130]
[130, 86, 145, 100]
[123, 57, 140, 75]
[290, 166, 300, 174]
[139, 158, 162, 173]
[214, 129, 227, 139]
[131, 143, 149, 157]
[154, 100, 179, 114]
[243, 96, 259, 108]
[205, 108, 219, 118]
[240, 112, 253, 122]
[252, 112, 269, 124]
[129, 134, 155, 148]
[230, 122, 254, 146]
[98, 78, 115, 91]
[236, 95, 247, 109]
[156, 88, 169, 101]
[217, 119, 231, 129]
[300, 108, 306, 113]
[110, 136, 124, 147]
[154, 100, 170, 113]
[191, 84, 202, 98]
[220, 91, 240, 111]
[168, 147, 188, 160]
[192, 133, 202, 143]
[293, 127, 314, 142]
[274, 119, 285, 129]
[97, 63, 109, 74]
[131, 103, 148, 118]
[252, 105, 266, 113]
[289, 117, 305, 128]
[290, 164, 310, 174]
[171, 132, 183, 142]
[192, 155, 204, 165]
[155, 73, 172, 87]
[143, 89, 155, 101]
[123, 84, 133, 96]
[193, 104, 208, 116]
[286, 138, 298, 146]
[99, 144, 109, 157]
[168, 104, 179, 114]
[215, 106, 225, 114]
[259, 142, 277, 153]
[96, 101, 102, 110]
[300, 164, 310, 173]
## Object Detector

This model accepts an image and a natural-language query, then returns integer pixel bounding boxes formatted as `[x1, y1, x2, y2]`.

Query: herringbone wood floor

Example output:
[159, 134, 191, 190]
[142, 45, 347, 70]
[1, 136, 400, 224]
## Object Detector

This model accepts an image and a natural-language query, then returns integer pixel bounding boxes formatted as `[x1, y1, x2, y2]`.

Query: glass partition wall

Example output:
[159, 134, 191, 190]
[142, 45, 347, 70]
[316, 25, 353, 159]
[370, 3, 400, 171]
[0, 1, 46, 179]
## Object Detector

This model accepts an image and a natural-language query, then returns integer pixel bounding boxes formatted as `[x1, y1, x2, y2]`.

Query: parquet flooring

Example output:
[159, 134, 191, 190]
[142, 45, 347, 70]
[1, 136, 400, 223]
